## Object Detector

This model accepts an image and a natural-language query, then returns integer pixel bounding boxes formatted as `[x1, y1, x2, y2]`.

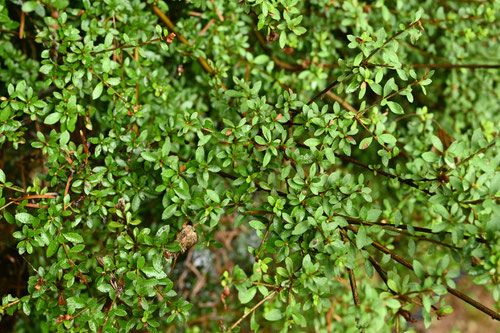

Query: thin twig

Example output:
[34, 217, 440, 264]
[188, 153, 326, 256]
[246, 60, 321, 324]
[444, 140, 497, 176]
[0, 299, 21, 311]
[363, 21, 420, 65]
[226, 290, 278, 332]
[152, 5, 226, 89]
[358, 74, 428, 117]
[409, 63, 500, 69]
[364, 63, 500, 69]
[307, 81, 340, 106]
[0, 184, 26, 192]
[460, 196, 500, 205]
[256, 215, 273, 259]
[342, 217, 459, 249]
[340, 229, 361, 306]
[320, 147, 432, 195]
[91, 37, 162, 55]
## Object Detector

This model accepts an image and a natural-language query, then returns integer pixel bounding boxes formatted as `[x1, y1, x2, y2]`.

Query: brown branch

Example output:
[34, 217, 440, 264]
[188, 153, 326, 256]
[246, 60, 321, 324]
[63, 173, 73, 210]
[10, 194, 57, 201]
[91, 72, 128, 105]
[0, 299, 21, 311]
[401, 42, 448, 62]
[0, 184, 25, 192]
[307, 81, 340, 106]
[444, 140, 497, 176]
[410, 63, 500, 69]
[19, 10, 25, 40]
[364, 63, 500, 70]
[341, 228, 432, 322]
[340, 216, 459, 249]
[367, 255, 439, 317]
[334, 211, 486, 245]
[12, 202, 48, 209]
[0, 28, 36, 39]
[347, 225, 500, 321]
[199, 19, 215, 36]
[251, 209, 465, 243]
[461, 196, 500, 205]
[332, 152, 432, 195]
[102, 295, 117, 327]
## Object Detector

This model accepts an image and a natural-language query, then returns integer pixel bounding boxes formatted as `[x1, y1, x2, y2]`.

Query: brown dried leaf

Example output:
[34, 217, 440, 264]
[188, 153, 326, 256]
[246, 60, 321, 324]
[266, 30, 279, 43]
[436, 127, 455, 152]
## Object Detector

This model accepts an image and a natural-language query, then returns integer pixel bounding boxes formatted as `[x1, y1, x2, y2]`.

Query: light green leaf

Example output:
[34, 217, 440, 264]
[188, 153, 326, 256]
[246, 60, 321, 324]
[292, 221, 309, 235]
[431, 135, 443, 152]
[253, 55, 269, 65]
[141, 152, 156, 162]
[207, 189, 220, 203]
[137, 256, 145, 269]
[264, 309, 283, 321]
[92, 82, 104, 100]
[141, 267, 167, 279]
[107, 77, 120, 86]
[367, 209, 381, 221]
[263, 151, 271, 167]
[15, 212, 38, 225]
[387, 101, 404, 114]
[64, 232, 84, 244]
[413, 260, 426, 279]
[44, 112, 62, 125]
[294, 26, 306, 36]
[356, 226, 372, 249]
[304, 138, 321, 148]
[422, 152, 439, 163]
[249, 220, 266, 230]
[46, 241, 59, 257]
[386, 299, 401, 309]
[379, 134, 397, 145]
[239, 287, 257, 304]
[22, 1, 38, 12]
[279, 31, 287, 48]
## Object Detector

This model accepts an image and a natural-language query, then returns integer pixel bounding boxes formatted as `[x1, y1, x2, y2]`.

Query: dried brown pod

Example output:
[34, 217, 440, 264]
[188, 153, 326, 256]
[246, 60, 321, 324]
[117, 198, 126, 211]
[266, 30, 279, 43]
[176, 225, 198, 253]
[58, 294, 67, 306]
[438, 173, 450, 183]
[223, 285, 230, 296]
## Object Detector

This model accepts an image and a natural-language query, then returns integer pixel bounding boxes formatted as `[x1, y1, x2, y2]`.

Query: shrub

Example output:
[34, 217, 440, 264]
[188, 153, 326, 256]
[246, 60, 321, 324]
[0, 0, 499, 332]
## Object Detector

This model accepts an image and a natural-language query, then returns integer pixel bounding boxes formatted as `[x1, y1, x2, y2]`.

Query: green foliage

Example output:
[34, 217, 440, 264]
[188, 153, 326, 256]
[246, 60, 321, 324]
[0, 0, 499, 332]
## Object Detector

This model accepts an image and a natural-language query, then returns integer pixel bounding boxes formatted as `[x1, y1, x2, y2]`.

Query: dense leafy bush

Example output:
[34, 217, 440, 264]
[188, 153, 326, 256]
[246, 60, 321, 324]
[1, 0, 499, 331]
